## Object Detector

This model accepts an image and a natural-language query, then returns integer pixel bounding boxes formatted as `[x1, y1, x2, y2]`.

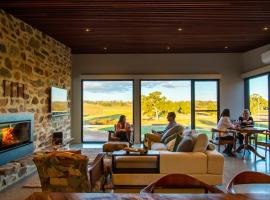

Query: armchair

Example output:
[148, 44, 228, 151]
[33, 151, 105, 192]
[108, 124, 134, 144]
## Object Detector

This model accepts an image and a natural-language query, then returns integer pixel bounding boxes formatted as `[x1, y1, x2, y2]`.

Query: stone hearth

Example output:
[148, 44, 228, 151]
[0, 155, 36, 191]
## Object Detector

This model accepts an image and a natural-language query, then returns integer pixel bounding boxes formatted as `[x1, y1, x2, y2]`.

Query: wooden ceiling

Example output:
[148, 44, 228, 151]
[1, 0, 270, 53]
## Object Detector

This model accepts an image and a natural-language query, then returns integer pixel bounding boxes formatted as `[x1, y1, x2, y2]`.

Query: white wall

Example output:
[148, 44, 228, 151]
[72, 53, 244, 143]
[242, 44, 270, 72]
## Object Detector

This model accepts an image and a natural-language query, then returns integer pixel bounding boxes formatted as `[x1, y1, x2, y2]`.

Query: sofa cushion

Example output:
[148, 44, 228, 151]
[160, 151, 207, 174]
[176, 135, 194, 152]
[161, 125, 184, 143]
[172, 134, 183, 152]
[166, 138, 176, 151]
[151, 142, 167, 151]
[192, 133, 209, 152]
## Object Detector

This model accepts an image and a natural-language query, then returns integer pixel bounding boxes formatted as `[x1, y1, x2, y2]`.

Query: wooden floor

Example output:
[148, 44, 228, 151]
[0, 145, 269, 200]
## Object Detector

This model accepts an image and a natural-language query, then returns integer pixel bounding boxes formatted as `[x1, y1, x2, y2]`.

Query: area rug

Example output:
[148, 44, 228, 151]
[22, 148, 104, 188]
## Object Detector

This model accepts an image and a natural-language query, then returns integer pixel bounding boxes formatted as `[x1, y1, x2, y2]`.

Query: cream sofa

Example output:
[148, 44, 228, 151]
[112, 141, 224, 186]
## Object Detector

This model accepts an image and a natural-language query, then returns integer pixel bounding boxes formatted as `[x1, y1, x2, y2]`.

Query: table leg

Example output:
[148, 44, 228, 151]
[236, 144, 244, 153]
[247, 145, 265, 160]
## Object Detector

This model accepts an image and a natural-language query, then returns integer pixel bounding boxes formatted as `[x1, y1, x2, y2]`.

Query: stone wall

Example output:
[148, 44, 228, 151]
[0, 9, 72, 150]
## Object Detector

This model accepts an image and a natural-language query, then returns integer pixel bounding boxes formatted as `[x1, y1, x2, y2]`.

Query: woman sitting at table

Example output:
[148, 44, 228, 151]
[115, 115, 131, 142]
[237, 109, 254, 145]
[216, 108, 236, 157]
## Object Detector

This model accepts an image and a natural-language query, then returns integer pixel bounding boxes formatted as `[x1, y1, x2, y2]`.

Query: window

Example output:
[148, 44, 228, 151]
[194, 81, 219, 136]
[141, 80, 191, 140]
[246, 74, 269, 129]
[81, 78, 220, 143]
[82, 80, 133, 142]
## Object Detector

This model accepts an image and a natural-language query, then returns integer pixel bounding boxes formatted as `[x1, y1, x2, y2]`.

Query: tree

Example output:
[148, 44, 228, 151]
[250, 94, 268, 115]
[178, 101, 191, 114]
[141, 91, 167, 120]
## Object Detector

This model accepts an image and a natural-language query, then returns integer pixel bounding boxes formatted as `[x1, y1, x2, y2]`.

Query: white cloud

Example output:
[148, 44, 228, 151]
[83, 81, 132, 93]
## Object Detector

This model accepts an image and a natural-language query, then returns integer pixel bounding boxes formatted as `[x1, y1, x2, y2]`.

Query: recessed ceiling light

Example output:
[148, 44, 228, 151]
[224, 46, 228, 49]
[85, 28, 91, 32]
[263, 26, 269, 31]
[177, 27, 183, 31]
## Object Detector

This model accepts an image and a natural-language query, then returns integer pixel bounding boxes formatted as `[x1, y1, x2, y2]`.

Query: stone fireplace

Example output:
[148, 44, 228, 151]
[0, 113, 34, 165]
[0, 10, 71, 191]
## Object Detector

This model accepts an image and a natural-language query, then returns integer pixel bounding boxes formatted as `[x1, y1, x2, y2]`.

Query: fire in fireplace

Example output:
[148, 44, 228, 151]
[0, 121, 31, 151]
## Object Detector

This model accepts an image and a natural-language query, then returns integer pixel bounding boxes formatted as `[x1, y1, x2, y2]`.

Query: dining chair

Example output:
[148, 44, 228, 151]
[140, 173, 224, 194]
[210, 128, 237, 152]
[255, 130, 270, 160]
[33, 151, 105, 192]
[227, 171, 270, 194]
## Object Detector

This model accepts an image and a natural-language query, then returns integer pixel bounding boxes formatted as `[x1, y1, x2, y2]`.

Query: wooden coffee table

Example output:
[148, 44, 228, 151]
[112, 150, 160, 173]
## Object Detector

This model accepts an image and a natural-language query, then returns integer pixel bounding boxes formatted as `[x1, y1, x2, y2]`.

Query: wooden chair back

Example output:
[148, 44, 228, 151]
[210, 128, 236, 152]
[140, 174, 224, 194]
[227, 171, 270, 193]
[88, 153, 105, 191]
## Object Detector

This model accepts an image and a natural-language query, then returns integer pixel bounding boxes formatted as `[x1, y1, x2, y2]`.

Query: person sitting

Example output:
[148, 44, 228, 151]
[216, 108, 236, 157]
[237, 109, 254, 145]
[115, 115, 131, 143]
[152, 112, 178, 135]
[144, 112, 180, 148]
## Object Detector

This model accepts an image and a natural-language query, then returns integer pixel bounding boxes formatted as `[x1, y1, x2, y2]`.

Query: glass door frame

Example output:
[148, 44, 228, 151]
[244, 73, 270, 129]
[81, 79, 135, 143]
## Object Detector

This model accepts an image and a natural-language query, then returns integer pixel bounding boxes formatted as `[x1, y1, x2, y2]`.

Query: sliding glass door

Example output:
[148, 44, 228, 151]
[140, 80, 191, 140]
[194, 81, 219, 136]
[247, 74, 269, 129]
[82, 80, 133, 142]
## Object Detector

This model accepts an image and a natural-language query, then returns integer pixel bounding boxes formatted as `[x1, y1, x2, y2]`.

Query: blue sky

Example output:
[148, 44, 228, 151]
[83, 81, 133, 101]
[249, 75, 268, 99]
[141, 81, 191, 101]
[83, 80, 218, 101]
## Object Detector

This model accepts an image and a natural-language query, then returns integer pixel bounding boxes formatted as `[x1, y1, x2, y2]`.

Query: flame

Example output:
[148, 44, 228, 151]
[1, 127, 17, 145]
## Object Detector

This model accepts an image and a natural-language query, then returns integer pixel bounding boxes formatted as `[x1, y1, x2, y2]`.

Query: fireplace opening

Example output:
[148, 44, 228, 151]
[0, 120, 32, 152]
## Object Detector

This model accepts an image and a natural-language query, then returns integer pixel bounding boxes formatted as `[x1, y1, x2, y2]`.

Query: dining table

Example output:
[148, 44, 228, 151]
[229, 127, 268, 159]
[25, 192, 269, 200]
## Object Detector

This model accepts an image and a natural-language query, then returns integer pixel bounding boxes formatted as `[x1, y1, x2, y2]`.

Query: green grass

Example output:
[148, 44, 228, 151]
[83, 102, 270, 143]
[83, 101, 218, 141]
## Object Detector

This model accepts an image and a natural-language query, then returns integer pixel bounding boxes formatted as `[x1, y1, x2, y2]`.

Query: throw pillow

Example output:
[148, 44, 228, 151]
[161, 125, 184, 143]
[164, 133, 177, 144]
[173, 134, 183, 152]
[166, 138, 176, 151]
[192, 133, 209, 152]
[182, 128, 192, 136]
[207, 143, 216, 151]
[176, 135, 194, 152]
